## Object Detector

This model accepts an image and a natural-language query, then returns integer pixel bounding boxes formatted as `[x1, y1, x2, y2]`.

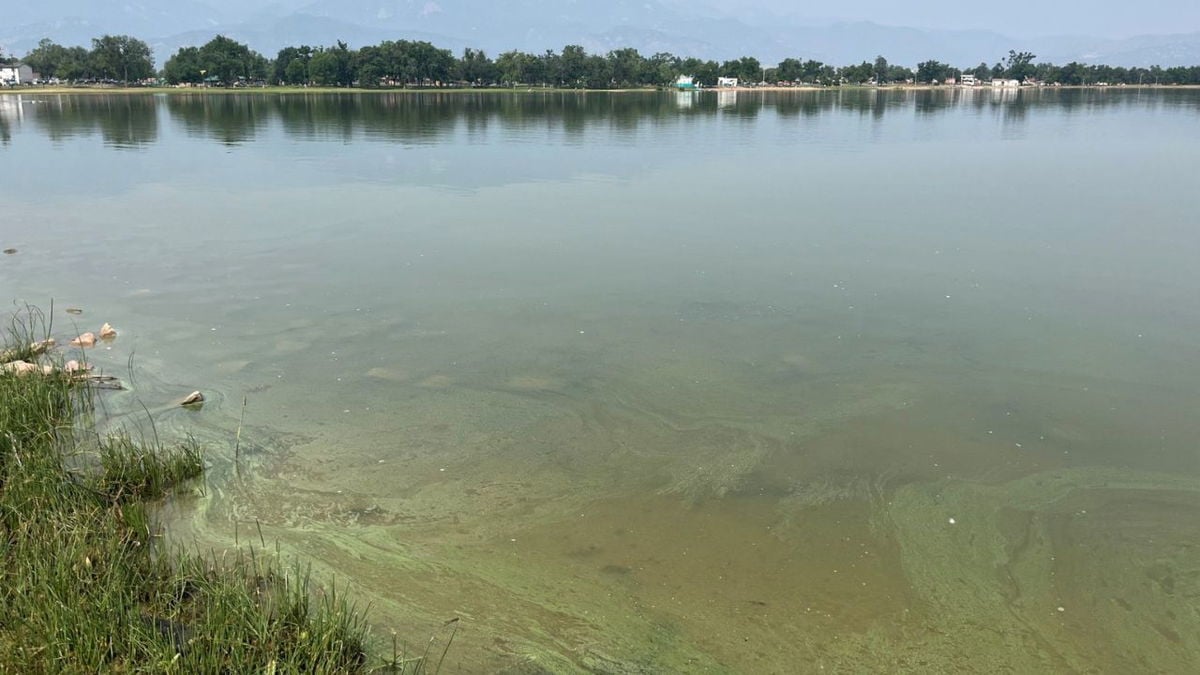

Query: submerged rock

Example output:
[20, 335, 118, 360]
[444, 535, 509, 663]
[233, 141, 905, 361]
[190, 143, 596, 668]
[70, 332, 97, 348]
[1, 360, 40, 376]
[2, 248, 16, 255]
[99, 323, 117, 340]
[65, 307, 83, 315]
[180, 391, 205, 406]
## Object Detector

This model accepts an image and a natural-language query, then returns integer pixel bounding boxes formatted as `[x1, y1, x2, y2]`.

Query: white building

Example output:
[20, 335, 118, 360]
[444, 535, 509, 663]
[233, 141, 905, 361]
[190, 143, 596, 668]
[960, 74, 978, 86]
[716, 76, 738, 88]
[0, 63, 35, 85]
[991, 78, 1021, 88]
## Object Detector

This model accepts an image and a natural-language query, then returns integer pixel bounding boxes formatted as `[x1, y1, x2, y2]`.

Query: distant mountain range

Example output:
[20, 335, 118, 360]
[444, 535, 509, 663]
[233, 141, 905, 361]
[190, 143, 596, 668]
[3, 0, 1199, 68]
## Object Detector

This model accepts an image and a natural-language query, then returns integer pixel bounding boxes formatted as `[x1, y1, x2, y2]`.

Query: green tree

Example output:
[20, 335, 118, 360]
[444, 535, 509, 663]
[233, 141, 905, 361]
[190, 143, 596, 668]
[89, 35, 154, 83]
[354, 44, 387, 86]
[162, 46, 204, 84]
[455, 48, 497, 84]
[887, 64, 914, 82]
[606, 47, 645, 86]
[776, 57, 803, 82]
[1003, 50, 1037, 81]
[495, 50, 534, 85]
[314, 42, 355, 86]
[916, 60, 957, 83]
[275, 46, 314, 84]
[559, 45, 588, 86]
[201, 35, 268, 84]
[873, 55, 889, 83]
[840, 61, 873, 84]
[163, 36, 267, 85]
[24, 39, 73, 79]
[308, 51, 338, 86]
[307, 42, 355, 86]
[582, 54, 611, 88]
[647, 52, 679, 86]
[689, 59, 720, 86]
[720, 56, 762, 83]
[798, 59, 828, 83]
[1057, 61, 1087, 85]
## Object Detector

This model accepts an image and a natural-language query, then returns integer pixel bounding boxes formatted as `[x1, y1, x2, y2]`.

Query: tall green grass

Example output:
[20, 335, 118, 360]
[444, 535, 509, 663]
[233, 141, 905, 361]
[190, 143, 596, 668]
[0, 311, 433, 673]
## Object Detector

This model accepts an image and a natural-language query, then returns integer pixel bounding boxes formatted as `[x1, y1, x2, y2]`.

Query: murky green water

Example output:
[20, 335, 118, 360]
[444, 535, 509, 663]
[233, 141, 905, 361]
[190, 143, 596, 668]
[3, 88, 1200, 672]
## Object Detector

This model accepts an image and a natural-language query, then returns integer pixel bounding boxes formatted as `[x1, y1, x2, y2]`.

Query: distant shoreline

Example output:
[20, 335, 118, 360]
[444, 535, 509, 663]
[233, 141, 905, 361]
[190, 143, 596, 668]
[3, 83, 1199, 96]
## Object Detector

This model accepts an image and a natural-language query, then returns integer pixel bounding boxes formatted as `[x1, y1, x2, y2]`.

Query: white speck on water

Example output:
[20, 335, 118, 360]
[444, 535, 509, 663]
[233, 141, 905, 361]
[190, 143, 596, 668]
[579, 330, 585, 334]
[948, 517, 957, 525]
[377, 459, 385, 464]
[1057, 606, 1065, 612]
[439, 468, 446, 472]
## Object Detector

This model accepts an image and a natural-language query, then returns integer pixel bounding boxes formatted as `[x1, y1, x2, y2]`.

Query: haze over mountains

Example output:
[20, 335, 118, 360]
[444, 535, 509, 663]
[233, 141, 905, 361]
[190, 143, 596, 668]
[3, 0, 1199, 68]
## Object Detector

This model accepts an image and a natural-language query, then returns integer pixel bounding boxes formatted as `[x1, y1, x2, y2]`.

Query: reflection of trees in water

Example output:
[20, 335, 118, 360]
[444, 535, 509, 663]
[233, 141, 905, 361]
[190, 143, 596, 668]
[165, 94, 268, 146]
[30, 95, 158, 148]
[20, 89, 1198, 148]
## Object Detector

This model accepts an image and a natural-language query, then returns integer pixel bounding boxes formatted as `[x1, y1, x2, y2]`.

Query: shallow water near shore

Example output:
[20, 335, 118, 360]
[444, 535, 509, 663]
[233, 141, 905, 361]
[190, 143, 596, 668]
[3, 88, 1200, 671]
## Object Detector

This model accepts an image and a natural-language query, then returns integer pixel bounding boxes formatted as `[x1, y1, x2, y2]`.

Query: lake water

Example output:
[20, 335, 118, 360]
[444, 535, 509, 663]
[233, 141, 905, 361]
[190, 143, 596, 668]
[3, 88, 1200, 672]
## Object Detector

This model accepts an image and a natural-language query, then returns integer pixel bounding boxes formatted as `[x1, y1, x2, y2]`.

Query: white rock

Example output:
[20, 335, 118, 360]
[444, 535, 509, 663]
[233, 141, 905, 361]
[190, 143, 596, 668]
[1, 360, 40, 376]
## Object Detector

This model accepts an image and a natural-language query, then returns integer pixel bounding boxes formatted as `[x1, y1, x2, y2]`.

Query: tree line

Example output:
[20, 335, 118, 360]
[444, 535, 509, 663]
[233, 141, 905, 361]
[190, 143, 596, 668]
[15, 35, 1200, 88]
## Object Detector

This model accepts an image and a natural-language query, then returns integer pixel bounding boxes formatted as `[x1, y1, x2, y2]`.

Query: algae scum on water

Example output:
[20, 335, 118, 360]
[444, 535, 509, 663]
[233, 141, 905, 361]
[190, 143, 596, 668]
[4, 89, 1200, 671]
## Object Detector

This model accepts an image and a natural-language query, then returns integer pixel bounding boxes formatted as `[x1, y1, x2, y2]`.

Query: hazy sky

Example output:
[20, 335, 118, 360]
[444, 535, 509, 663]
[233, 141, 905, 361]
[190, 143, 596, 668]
[228, 0, 1200, 38]
[733, 0, 1200, 38]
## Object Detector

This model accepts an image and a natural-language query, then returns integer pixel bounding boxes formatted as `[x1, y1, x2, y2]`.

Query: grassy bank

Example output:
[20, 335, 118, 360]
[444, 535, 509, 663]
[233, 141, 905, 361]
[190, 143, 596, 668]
[0, 311, 407, 672]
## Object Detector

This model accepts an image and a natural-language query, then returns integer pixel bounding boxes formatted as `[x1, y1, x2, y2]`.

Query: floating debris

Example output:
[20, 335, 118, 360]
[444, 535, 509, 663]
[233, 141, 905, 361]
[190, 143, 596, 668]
[180, 391, 205, 407]
[3, 248, 16, 255]
[65, 307, 84, 315]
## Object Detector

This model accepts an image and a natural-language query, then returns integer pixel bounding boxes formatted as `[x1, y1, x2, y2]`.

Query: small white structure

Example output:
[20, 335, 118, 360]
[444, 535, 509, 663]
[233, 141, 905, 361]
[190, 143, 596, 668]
[716, 76, 738, 88]
[960, 74, 978, 86]
[674, 75, 697, 90]
[0, 63, 35, 85]
[991, 78, 1021, 88]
